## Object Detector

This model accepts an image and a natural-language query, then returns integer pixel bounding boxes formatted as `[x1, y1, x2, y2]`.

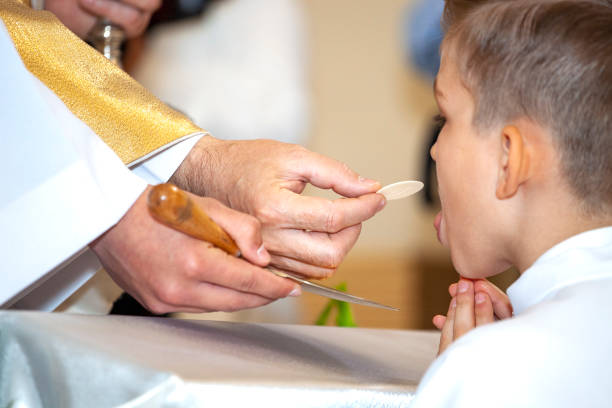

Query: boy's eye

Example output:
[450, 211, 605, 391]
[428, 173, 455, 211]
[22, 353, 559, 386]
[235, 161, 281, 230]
[434, 114, 447, 129]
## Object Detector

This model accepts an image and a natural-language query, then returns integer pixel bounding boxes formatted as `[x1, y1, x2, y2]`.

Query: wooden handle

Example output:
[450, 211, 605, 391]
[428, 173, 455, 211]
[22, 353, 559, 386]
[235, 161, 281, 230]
[147, 183, 240, 256]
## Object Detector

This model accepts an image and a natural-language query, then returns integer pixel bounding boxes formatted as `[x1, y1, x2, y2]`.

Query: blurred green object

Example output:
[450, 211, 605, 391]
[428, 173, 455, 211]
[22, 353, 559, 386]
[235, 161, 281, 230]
[314, 282, 357, 327]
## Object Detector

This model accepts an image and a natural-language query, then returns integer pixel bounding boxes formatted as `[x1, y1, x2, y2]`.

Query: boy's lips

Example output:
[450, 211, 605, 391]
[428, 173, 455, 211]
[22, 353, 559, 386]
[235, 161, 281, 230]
[434, 212, 442, 243]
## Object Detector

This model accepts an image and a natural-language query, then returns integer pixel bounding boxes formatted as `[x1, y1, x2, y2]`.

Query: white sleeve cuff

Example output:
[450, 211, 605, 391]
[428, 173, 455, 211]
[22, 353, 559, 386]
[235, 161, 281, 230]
[130, 133, 203, 184]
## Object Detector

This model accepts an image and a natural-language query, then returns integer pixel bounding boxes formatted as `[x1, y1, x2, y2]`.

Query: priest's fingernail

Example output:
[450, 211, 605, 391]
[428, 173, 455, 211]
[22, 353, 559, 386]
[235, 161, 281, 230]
[458, 280, 469, 293]
[256, 244, 269, 260]
[289, 286, 302, 297]
[475, 292, 486, 304]
[378, 197, 387, 211]
[450, 298, 457, 308]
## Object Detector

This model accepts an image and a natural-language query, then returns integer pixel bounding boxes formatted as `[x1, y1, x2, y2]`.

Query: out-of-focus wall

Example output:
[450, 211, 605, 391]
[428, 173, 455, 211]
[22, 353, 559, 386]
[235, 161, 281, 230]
[296, 0, 460, 329]
[302, 0, 441, 253]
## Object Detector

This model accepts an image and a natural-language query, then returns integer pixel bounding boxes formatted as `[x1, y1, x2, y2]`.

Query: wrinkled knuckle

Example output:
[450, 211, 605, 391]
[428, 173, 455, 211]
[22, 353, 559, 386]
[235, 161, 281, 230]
[238, 270, 258, 293]
[325, 211, 335, 232]
[241, 215, 262, 239]
[123, 9, 143, 28]
[157, 282, 181, 306]
[254, 204, 279, 225]
[324, 246, 344, 269]
[181, 253, 203, 279]
[144, 299, 169, 315]
[320, 267, 337, 279]
[329, 252, 344, 269]
[340, 161, 354, 175]
[290, 144, 309, 158]
[325, 208, 344, 233]
[456, 294, 471, 307]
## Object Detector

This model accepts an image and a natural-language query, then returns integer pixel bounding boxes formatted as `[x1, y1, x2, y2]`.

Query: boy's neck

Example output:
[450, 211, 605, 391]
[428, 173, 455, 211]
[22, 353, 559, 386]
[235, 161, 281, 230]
[511, 199, 612, 273]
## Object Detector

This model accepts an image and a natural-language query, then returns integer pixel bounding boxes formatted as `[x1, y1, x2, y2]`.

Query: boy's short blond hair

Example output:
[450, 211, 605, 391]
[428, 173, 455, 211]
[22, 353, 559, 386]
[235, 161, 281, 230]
[442, 0, 612, 214]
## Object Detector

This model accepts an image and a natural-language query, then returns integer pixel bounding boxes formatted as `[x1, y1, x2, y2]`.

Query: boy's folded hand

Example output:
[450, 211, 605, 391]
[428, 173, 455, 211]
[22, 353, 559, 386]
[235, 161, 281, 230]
[433, 279, 513, 355]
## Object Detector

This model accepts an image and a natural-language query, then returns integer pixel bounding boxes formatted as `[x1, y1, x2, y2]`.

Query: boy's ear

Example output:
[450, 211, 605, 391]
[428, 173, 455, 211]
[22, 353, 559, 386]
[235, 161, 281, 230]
[496, 125, 531, 200]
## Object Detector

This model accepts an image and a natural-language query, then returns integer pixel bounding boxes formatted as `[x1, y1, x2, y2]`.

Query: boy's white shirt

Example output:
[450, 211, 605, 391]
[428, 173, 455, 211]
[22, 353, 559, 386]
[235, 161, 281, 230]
[411, 226, 612, 407]
[0, 22, 202, 310]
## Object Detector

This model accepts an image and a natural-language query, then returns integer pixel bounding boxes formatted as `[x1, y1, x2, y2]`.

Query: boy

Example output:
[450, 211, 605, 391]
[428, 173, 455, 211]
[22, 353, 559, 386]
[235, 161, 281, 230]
[411, 0, 612, 406]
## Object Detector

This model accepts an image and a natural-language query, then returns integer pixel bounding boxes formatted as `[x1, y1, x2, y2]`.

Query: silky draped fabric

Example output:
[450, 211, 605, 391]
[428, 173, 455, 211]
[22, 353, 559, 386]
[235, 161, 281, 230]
[0, 0, 202, 165]
[0, 312, 190, 407]
[0, 311, 439, 407]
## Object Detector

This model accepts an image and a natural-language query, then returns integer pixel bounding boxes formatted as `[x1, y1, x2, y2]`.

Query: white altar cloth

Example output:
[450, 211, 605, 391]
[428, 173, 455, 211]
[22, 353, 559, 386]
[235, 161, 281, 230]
[0, 311, 438, 407]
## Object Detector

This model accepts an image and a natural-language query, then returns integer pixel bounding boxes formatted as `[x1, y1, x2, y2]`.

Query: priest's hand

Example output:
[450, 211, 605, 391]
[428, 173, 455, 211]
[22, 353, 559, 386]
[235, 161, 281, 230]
[434, 279, 513, 355]
[46, 0, 160, 39]
[90, 186, 301, 314]
[170, 137, 386, 279]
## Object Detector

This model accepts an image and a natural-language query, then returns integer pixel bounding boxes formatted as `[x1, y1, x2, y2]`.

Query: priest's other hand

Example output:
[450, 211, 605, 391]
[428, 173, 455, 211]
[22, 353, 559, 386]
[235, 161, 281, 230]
[434, 279, 513, 355]
[170, 137, 386, 279]
[90, 186, 301, 314]
[46, 0, 160, 39]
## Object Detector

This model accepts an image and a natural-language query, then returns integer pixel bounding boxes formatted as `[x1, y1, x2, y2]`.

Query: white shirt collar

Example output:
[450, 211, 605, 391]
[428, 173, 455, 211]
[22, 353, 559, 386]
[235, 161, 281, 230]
[507, 226, 612, 315]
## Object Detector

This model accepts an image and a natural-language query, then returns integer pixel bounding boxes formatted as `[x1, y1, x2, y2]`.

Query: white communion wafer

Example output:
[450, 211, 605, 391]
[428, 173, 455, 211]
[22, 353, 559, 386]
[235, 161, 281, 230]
[377, 180, 424, 200]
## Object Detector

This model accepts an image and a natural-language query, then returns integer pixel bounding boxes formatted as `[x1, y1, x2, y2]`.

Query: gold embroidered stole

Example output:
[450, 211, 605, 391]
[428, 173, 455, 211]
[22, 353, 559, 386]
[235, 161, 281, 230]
[0, 0, 203, 165]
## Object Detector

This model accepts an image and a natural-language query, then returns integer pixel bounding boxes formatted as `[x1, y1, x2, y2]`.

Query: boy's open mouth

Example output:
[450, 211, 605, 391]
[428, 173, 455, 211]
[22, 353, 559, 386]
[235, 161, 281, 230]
[434, 212, 443, 244]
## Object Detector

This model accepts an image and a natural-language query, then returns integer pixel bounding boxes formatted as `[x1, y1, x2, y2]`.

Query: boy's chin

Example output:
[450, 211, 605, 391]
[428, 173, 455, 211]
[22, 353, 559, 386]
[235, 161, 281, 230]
[451, 252, 504, 280]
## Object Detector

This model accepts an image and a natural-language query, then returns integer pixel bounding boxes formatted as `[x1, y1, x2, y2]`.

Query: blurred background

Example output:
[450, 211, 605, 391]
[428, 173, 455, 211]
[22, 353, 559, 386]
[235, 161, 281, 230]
[120, 0, 518, 330]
